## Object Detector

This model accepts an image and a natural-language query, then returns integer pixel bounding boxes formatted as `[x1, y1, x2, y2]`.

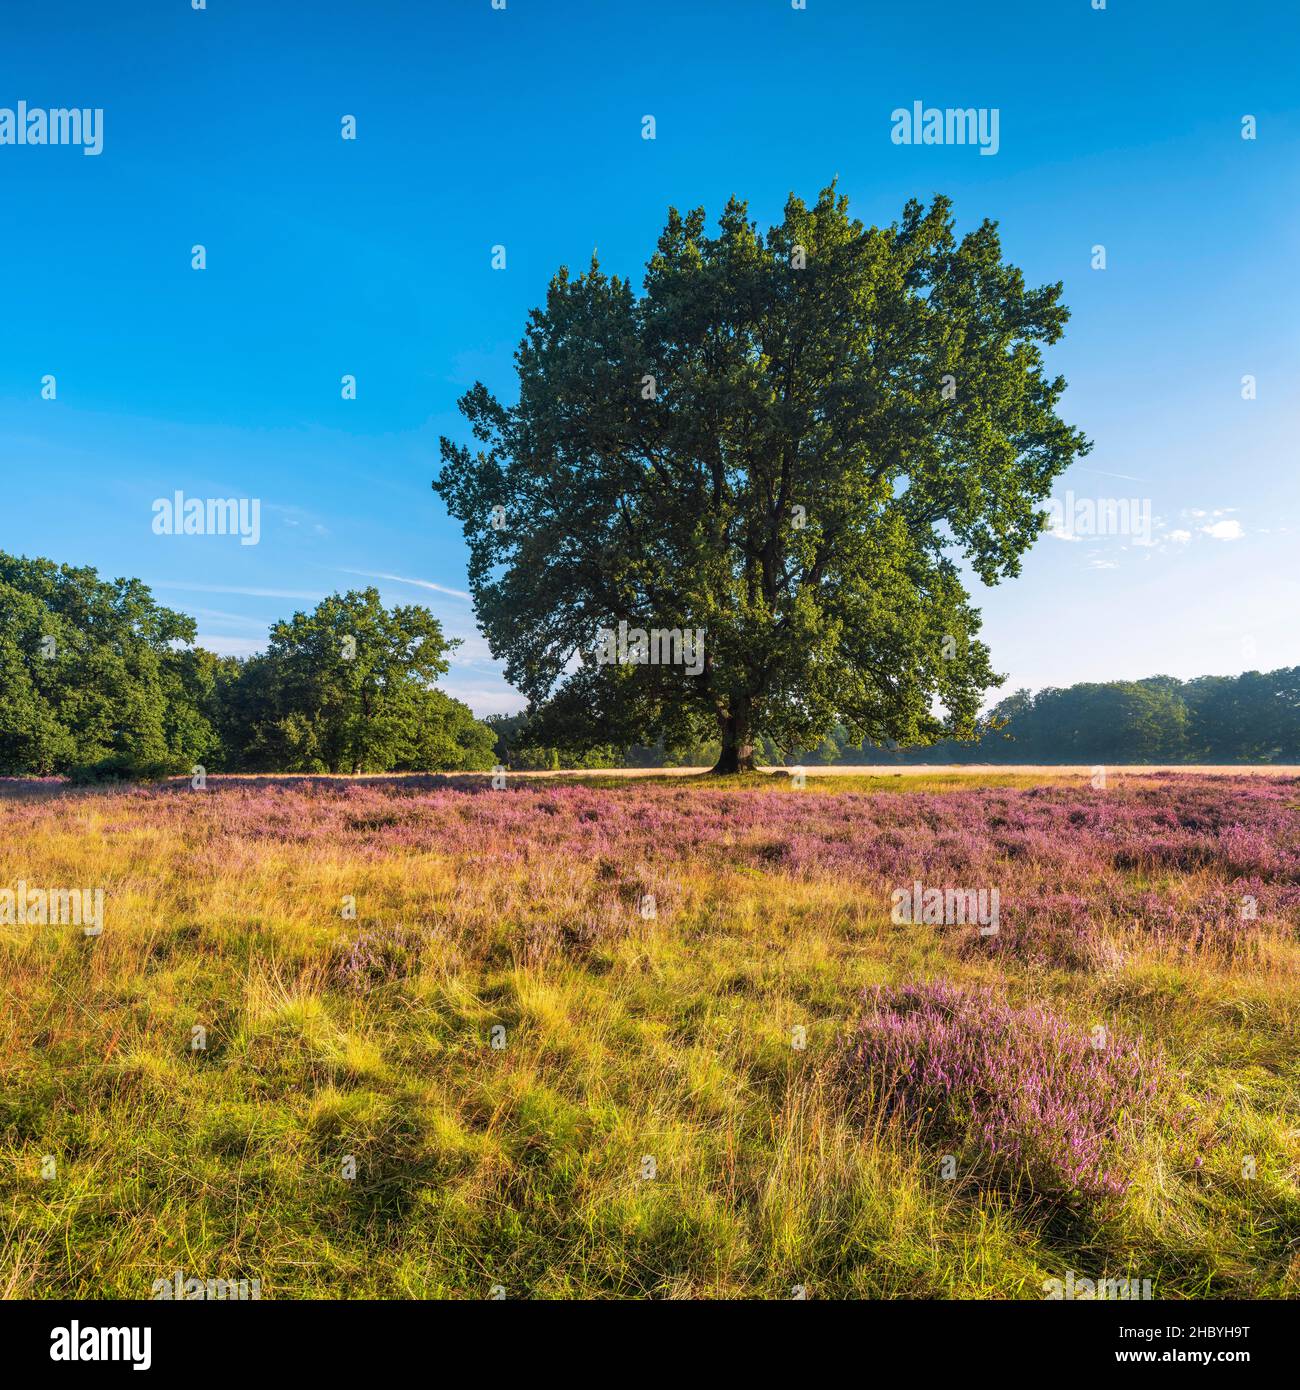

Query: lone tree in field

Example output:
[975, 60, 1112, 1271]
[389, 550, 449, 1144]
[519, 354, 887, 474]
[435, 186, 1089, 772]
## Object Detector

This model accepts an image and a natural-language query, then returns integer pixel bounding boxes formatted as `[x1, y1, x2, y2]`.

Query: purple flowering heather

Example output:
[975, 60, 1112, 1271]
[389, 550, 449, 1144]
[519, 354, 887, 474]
[5, 772, 1297, 966]
[839, 981, 1175, 1201]
[330, 921, 423, 990]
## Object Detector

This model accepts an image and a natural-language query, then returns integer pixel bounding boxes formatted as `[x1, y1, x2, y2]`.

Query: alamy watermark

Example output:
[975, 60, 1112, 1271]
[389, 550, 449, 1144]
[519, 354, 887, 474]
[152, 491, 261, 545]
[890, 101, 999, 156]
[0, 882, 103, 934]
[151, 1268, 261, 1300]
[1044, 491, 1152, 544]
[890, 881, 1000, 935]
[1, 102, 103, 156]
[49, 1323, 150, 1370]
[595, 620, 705, 677]
[1043, 1270, 1154, 1301]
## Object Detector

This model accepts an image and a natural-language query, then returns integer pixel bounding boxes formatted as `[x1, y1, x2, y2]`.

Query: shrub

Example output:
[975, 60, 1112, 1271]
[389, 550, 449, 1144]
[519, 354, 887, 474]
[329, 922, 424, 991]
[67, 754, 180, 785]
[838, 981, 1177, 1201]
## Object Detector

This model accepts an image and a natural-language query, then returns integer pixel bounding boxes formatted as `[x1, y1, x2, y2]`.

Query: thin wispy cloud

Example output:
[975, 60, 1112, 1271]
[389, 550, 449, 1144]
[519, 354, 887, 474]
[337, 568, 472, 601]
[1076, 467, 1144, 483]
[263, 501, 332, 538]
[152, 582, 326, 600]
[189, 607, 275, 629]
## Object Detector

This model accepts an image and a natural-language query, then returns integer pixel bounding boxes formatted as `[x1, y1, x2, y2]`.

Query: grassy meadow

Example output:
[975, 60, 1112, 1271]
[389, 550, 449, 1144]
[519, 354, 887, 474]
[2, 770, 1298, 1299]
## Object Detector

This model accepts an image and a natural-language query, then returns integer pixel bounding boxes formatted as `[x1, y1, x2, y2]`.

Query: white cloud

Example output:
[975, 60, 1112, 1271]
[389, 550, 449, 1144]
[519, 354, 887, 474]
[1201, 520, 1244, 541]
[1169, 529, 1192, 543]
[337, 568, 472, 600]
[440, 680, 525, 717]
[1076, 467, 1144, 483]
[263, 501, 332, 538]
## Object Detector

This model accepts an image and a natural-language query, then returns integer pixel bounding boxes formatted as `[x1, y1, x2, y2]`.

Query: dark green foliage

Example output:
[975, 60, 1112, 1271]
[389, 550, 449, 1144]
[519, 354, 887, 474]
[0, 554, 497, 778]
[435, 185, 1089, 771]
[67, 754, 180, 785]
[484, 711, 619, 770]
[214, 588, 495, 774]
[0, 551, 215, 775]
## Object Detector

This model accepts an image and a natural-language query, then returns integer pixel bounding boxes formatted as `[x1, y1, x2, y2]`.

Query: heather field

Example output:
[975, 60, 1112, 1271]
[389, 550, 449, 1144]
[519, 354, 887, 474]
[2, 771, 1299, 1299]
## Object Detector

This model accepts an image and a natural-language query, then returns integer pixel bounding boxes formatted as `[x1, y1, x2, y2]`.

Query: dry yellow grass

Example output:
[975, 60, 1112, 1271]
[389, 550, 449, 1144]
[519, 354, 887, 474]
[1, 770, 1297, 1298]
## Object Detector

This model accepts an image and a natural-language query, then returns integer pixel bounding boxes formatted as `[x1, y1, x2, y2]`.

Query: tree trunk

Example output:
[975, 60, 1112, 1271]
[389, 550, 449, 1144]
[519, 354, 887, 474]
[711, 709, 757, 774]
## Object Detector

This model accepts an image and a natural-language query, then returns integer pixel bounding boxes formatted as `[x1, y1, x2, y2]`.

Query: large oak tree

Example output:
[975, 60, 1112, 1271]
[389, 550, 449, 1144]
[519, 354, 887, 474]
[435, 186, 1089, 772]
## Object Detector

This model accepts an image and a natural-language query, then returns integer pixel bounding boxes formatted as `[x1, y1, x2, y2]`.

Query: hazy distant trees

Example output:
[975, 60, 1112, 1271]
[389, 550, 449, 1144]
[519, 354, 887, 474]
[1182, 669, 1300, 762]
[815, 672, 1300, 765]
[489, 671, 1300, 769]
[976, 675, 1298, 763]
[484, 711, 729, 771]
[0, 553, 495, 778]
[997, 682, 1189, 762]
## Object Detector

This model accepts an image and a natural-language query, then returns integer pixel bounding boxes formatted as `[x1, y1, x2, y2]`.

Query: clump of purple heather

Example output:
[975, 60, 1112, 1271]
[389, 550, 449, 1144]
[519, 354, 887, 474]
[839, 981, 1176, 1201]
[967, 890, 1103, 971]
[331, 921, 423, 990]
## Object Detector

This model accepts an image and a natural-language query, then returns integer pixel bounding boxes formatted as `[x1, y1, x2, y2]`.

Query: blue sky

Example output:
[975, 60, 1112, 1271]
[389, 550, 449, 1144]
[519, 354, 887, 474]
[1, 0, 1297, 715]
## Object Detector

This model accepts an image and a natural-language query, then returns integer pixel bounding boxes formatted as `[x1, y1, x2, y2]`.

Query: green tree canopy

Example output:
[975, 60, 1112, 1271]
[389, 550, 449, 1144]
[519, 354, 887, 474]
[1012, 682, 1189, 763]
[435, 184, 1089, 770]
[1183, 669, 1300, 762]
[222, 588, 496, 774]
[0, 550, 216, 776]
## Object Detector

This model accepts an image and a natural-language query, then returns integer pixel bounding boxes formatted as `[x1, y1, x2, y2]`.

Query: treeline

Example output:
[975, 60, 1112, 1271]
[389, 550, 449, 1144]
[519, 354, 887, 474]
[483, 715, 736, 772]
[802, 672, 1300, 766]
[6, 551, 1295, 778]
[488, 671, 1300, 768]
[0, 552, 496, 779]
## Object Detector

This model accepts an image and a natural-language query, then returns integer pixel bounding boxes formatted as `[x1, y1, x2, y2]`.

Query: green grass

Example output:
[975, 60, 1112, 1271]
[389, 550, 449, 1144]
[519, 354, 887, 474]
[1, 774, 1297, 1299]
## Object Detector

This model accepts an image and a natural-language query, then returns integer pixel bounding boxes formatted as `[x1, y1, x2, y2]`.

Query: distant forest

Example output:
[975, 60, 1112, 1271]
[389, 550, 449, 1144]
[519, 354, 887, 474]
[489, 670, 1300, 769]
[817, 671, 1300, 766]
[3, 551, 1296, 778]
[0, 552, 495, 779]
